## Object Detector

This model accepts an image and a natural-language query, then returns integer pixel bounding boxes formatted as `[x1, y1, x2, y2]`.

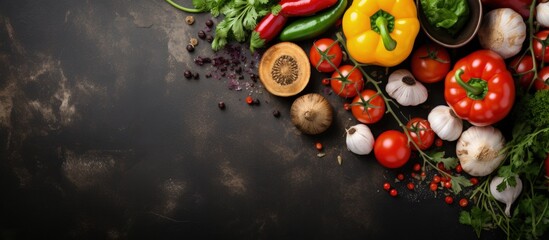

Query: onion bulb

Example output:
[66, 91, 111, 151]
[386, 69, 428, 106]
[345, 124, 375, 155]
[477, 8, 526, 59]
[290, 93, 333, 135]
[456, 126, 506, 177]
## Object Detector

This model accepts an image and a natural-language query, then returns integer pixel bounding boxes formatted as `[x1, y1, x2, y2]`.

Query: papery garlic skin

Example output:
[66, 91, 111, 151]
[457, 126, 506, 177]
[477, 8, 526, 59]
[490, 175, 522, 217]
[427, 105, 463, 141]
[386, 69, 428, 106]
[537, 2, 549, 28]
[346, 124, 375, 155]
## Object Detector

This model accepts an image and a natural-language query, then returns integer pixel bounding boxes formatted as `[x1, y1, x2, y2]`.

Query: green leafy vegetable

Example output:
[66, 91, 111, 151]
[420, 0, 469, 35]
[459, 206, 494, 238]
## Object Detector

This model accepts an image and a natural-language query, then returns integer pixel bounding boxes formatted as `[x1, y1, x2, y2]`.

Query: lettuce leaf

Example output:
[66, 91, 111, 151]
[420, 0, 469, 35]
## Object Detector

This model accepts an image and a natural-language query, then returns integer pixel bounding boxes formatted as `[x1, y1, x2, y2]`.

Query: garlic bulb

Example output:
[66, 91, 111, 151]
[490, 175, 522, 217]
[427, 105, 463, 141]
[346, 124, 375, 155]
[456, 126, 506, 177]
[385, 69, 428, 106]
[477, 8, 526, 59]
[537, 2, 549, 28]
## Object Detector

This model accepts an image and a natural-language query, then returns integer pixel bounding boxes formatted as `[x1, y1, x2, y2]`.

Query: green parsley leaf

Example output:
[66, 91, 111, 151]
[429, 151, 459, 169]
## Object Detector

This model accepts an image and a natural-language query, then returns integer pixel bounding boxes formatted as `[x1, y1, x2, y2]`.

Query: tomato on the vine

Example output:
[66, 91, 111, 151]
[309, 38, 343, 73]
[533, 30, 549, 62]
[351, 89, 385, 124]
[534, 66, 549, 90]
[410, 43, 451, 83]
[330, 65, 364, 98]
[406, 117, 435, 151]
[509, 54, 536, 89]
[374, 130, 411, 168]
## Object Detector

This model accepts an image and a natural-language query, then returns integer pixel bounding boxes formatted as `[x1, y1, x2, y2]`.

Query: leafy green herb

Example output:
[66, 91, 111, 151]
[459, 206, 494, 238]
[429, 151, 458, 169]
[420, 0, 469, 35]
[191, 0, 275, 51]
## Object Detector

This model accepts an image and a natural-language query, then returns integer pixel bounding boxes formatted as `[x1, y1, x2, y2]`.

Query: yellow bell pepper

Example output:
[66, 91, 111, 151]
[342, 0, 420, 67]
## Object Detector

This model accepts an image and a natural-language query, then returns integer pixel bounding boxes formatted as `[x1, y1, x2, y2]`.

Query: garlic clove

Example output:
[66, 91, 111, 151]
[346, 124, 375, 155]
[386, 69, 428, 106]
[428, 105, 463, 141]
[490, 175, 523, 217]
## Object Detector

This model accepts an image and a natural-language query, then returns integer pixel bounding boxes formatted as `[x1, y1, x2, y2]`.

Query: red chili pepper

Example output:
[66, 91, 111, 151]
[250, 13, 287, 52]
[444, 50, 515, 126]
[275, 0, 338, 17]
[544, 154, 549, 180]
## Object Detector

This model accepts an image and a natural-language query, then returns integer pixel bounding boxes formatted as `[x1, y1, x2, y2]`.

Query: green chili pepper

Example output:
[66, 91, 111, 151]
[278, 0, 348, 42]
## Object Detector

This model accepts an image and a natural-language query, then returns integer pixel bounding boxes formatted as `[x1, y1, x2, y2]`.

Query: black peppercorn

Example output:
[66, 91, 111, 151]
[272, 110, 281, 118]
[206, 35, 213, 43]
[193, 73, 199, 79]
[253, 99, 260, 105]
[184, 70, 192, 79]
[198, 30, 206, 39]
[205, 19, 214, 27]
[186, 44, 195, 52]
[218, 101, 225, 109]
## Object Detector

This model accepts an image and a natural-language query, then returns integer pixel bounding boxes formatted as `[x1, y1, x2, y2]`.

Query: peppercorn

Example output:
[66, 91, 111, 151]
[218, 101, 225, 109]
[253, 98, 260, 105]
[205, 19, 214, 27]
[272, 110, 281, 118]
[186, 44, 195, 52]
[206, 35, 213, 43]
[198, 30, 206, 39]
[184, 70, 192, 79]
[193, 73, 199, 80]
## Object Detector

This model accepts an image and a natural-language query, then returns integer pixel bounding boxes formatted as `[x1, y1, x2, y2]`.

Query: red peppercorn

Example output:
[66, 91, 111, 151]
[470, 177, 479, 185]
[445, 196, 454, 204]
[430, 182, 438, 191]
[383, 182, 391, 191]
[459, 198, 469, 208]
[413, 163, 421, 172]
[407, 182, 415, 190]
[433, 175, 441, 183]
[390, 189, 398, 197]
[343, 103, 351, 111]
[397, 173, 404, 181]
[315, 142, 323, 151]
[437, 162, 446, 171]
[322, 78, 330, 85]
[444, 181, 452, 189]
[456, 164, 463, 173]
[435, 138, 443, 147]
[245, 96, 253, 105]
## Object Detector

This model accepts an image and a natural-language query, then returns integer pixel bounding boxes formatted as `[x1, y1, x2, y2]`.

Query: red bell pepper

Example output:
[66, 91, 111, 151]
[249, 13, 287, 52]
[444, 50, 515, 126]
[275, 0, 338, 17]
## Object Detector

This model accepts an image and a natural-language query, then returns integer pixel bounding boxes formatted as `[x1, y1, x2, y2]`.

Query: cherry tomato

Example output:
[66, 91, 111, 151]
[411, 43, 451, 83]
[309, 38, 343, 73]
[407, 182, 415, 190]
[533, 30, 549, 62]
[406, 117, 435, 151]
[383, 182, 391, 191]
[330, 65, 364, 98]
[510, 54, 536, 89]
[351, 89, 386, 124]
[459, 198, 469, 208]
[534, 66, 549, 90]
[429, 182, 438, 191]
[445, 196, 454, 205]
[389, 189, 398, 197]
[374, 130, 411, 168]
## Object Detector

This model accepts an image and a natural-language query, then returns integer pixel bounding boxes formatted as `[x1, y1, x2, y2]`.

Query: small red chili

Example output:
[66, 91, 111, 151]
[459, 198, 469, 208]
[397, 173, 404, 181]
[470, 177, 479, 185]
[407, 182, 415, 190]
[389, 189, 398, 197]
[315, 142, 323, 151]
[445, 196, 454, 204]
[246, 96, 254, 105]
[383, 182, 391, 191]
